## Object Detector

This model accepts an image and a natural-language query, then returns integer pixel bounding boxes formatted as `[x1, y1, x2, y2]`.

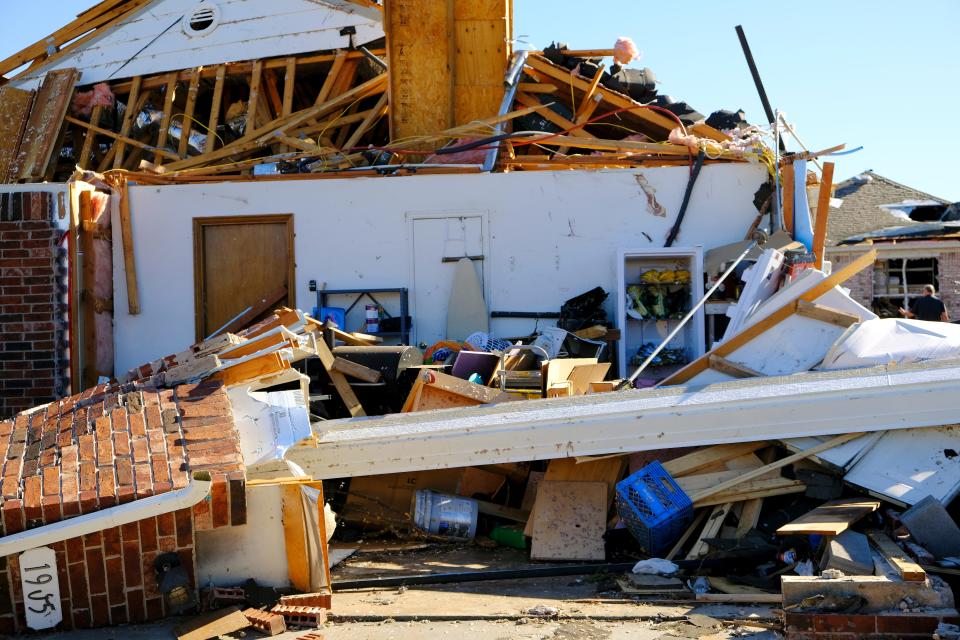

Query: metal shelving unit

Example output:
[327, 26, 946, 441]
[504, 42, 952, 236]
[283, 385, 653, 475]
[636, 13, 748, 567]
[315, 288, 410, 344]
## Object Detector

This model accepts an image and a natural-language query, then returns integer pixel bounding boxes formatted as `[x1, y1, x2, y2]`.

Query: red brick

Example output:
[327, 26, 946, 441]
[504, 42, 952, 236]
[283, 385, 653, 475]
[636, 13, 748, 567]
[105, 557, 124, 606]
[2, 500, 23, 535]
[61, 444, 79, 472]
[22, 475, 41, 520]
[116, 457, 134, 487]
[114, 431, 130, 456]
[178, 401, 232, 419]
[41, 494, 61, 523]
[85, 548, 106, 596]
[128, 412, 146, 437]
[140, 517, 158, 553]
[103, 526, 121, 557]
[131, 437, 149, 463]
[72, 607, 91, 629]
[211, 477, 229, 528]
[158, 535, 177, 552]
[1, 476, 18, 499]
[41, 465, 58, 495]
[122, 541, 142, 589]
[145, 596, 164, 621]
[65, 536, 85, 564]
[229, 472, 246, 526]
[78, 434, 95, 461]
[96, 435, 113, 466]
[79, 490, 98, 514]
[117, 485, 136, 503]
[97, 467, 116, 506]
[142, 550, 160, 599]
[68, 562, 89, 611]
[156, 511, 175, 537]
[126, 588, 145, 623]
[109, 604, 127, 625]
[84, 531, 101, 548]
[79, 461, 96, 492]
[193, 495, 212, 531]
[875, 614, 941, 634]
[174, 508, 193, 548]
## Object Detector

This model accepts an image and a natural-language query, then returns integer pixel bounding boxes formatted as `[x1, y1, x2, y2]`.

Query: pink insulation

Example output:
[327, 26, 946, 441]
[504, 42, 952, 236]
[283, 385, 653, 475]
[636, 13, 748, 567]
[613, 37, 640, 65]
[423, 138, 488, 165]
[71, 82, 115, 117]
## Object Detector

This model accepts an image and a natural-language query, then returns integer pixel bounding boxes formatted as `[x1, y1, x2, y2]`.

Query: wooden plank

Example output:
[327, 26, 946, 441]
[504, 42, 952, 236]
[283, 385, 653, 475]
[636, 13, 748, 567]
[332, 357, 381, 383]
[695, 478, 806, 507]
[79, 106, 104, 169]
[281, 485, 311, 592]
[0, 86, 35, 183]
[65, 115, 180, 162]
[315, 51, 347, 106]
[475, 499, 529, 523]
[708, 354, 761, 379]
[781, 162, 795, 234]
[812, 161, 835, 270]
[178, 68, 201, 158]
[205, 66, 226, 153]
[114, 177, 140, 314]
[517, 82, 558, 94]
[214, 285, 288, 337]
[776, 498, 881, 536]
[794, 299, 860, 328]
[695, 592, 781, 604]
[866, 530, 926, 582]
[686, 503, 732, 559]
[736, 498, 764, 538]
[663, 442, 767, 478]
[666, 509, 708, 560]
[111, 75, 142, 169]
[220, 332, 294, 360]
[341, 92, 389, 150]
[246, 60, 263, 138]
[524, 55, 726, 142]
[12, 68, 78, 181]
[688, 432, 863, 504]
[175, 606, 251, 640]
[659, 249, 878, 386]
[282, 57, 297, 117]
[452, 0, 510, 125]
[313, 331, 366, 417]
[154, 73, 178, 163]
[530, 480, 606, 561]
[515, 91, 592, 138]
[263, 70, 284, 121]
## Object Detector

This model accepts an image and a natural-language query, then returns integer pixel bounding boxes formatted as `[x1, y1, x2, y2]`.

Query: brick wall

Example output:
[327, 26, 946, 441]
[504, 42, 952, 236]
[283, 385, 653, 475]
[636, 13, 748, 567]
[785, 611, 960, 639]
[830, 247, 960, 320]
[0, 380, 245, 633]
[0, 191, 68, 418]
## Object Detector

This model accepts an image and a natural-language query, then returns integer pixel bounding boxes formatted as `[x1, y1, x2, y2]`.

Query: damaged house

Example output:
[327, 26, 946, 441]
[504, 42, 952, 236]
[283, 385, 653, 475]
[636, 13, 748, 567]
[2, 1, 960, 639]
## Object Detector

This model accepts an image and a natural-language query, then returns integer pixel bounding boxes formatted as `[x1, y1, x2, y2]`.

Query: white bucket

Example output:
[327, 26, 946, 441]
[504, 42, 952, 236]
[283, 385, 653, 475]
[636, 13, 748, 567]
[412, 490, 478, 539]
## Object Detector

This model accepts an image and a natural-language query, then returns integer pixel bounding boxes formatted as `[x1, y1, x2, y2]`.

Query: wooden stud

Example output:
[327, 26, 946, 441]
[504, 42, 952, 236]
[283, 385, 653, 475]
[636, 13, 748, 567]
[111, 75, 142, 169]
[794, 299, 860, 328]
[866, 530, 926, 581]
[663, 442, 767, 478]
[282, 57, 297, 116]
[695, 478, 806, 507]
[341, 92, 389, 150]
[781, 162, 795, 234]
[331, 357, 381, 383]
[64, 116, 180, 161]
[329, 59, 359, 100]
[666, 510, 708, 560]
[315, 51, 347, 106]
[77, 105, 104, 169]
[245, 60, 263, 138]
[205, 66, 226, 153]
[686, 503, 732, 559]
[263, 70, 284, 121]
[313, 330, 366, 417]
[155, 73, 178, 163]
[178, 68, 201, 158]
[708, 354, 762, 379]
[812, 161, 835, 269]
[515, 92, 592, 138]
[517, 82, 558, 94]
[115, 177, 140, 314]
[735, 499, 764, 538]
[211, 352, 288, 387]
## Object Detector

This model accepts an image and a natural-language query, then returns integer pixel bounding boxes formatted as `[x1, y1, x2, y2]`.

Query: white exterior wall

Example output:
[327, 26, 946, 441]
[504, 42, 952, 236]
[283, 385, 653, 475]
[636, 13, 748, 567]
[111, 164, 769, 373]
[12, 0, 383, 89]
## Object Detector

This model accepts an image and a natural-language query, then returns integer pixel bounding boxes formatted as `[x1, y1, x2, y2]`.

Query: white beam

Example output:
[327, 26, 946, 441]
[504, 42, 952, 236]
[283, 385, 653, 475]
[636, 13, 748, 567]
[278, 360, 960, 480]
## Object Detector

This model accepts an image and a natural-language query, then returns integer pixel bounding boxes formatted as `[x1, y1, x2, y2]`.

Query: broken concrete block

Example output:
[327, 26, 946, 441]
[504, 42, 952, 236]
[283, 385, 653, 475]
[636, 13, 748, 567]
[821, 530, 873, 575]
[781, 575, 955, 613]
[901, 495, 960, 559]
[243, 608, 286, 636]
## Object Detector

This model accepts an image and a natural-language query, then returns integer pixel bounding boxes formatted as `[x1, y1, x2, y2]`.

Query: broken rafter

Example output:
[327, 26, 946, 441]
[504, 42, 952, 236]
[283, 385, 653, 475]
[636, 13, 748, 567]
[65, 115, 180, 162]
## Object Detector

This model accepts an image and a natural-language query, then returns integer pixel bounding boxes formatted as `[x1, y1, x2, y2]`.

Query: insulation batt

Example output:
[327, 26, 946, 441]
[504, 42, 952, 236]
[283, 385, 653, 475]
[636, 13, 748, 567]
[614, 37, 640, 65]
[71, 82, 115, 117]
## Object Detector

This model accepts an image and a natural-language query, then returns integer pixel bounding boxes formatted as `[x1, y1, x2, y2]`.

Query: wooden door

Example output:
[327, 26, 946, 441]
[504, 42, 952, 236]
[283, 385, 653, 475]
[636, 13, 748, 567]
[194, 215, 294, 340]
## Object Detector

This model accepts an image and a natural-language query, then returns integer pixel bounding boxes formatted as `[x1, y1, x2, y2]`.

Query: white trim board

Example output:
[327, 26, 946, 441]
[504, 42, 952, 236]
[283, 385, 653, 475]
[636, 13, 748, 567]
[271, 359, 960, 480]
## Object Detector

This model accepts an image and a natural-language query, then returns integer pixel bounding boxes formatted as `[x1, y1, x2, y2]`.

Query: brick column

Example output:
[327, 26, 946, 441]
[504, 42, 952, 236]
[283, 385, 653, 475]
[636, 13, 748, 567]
[0, 192, 69, 417]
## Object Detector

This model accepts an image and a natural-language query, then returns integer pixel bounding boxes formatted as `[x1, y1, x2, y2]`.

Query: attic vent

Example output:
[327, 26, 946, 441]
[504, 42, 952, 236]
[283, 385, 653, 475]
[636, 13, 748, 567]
[183, 2, 221, 37]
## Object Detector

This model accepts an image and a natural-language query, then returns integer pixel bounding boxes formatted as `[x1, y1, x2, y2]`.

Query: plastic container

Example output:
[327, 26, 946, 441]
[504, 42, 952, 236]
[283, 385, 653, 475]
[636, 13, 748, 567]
[412, 490, 478, 540]
[615, 461, 693, 556]
[490, 525, 528, 549]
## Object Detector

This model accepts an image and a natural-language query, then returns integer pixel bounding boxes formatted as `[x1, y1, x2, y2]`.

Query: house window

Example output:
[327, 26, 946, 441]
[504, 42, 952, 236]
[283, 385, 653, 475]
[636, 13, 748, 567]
[872, 257, 939, 317]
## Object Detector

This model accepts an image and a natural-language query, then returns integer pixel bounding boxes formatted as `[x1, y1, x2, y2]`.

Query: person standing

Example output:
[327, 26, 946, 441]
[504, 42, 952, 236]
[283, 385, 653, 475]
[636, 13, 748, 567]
[899, 284, 949, 322]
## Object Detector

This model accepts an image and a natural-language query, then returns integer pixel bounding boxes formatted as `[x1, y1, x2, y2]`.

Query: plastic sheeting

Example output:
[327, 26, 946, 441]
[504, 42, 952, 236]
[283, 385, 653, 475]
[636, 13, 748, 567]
[818, 318, 960, 371]
[226, 387, 312, 466]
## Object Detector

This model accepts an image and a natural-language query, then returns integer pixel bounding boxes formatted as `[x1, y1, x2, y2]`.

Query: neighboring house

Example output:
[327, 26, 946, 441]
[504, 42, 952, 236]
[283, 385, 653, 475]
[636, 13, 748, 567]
[824, 171, 959, 319]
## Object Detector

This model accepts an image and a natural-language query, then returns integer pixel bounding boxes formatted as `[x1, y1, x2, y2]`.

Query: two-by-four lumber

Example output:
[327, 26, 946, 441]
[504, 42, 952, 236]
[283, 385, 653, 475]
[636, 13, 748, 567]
[686, 502, 733, 559]
[175, 606, 251, 640]
[663, 442, 767, 477]
[794, 299, 860, 328]
[313, 331, 366, 417]
[205, 66, 227, 154]
[776, 498, 880, 536]
[332, 357, 381, 383]
[78, 105, 104, 169]
[708, 354, 761, 379]
[246, 60, 264, 137]
[781, 161, 795, 234]
[114, 177, 140, 314]
[866, 530, 926, 581]
[155, 73, 178, 163]
[65, 115, 180, 162]
[812, 161, 835, 269]
[178, 68, 202, 158]
[111, 75, 142, 169]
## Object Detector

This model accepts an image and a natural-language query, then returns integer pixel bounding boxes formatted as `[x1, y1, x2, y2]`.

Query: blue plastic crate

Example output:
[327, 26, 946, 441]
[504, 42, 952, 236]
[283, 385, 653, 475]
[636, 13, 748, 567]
[616, 461, 694, 556]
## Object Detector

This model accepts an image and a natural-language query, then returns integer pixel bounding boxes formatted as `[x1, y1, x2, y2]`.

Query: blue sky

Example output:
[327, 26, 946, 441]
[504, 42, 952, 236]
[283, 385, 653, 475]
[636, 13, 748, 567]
[3, 1, 958, 200]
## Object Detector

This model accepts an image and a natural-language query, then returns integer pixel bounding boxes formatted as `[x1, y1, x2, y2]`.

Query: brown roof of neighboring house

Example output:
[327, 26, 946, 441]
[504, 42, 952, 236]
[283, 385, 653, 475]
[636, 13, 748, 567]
[826, 171, 948, 245]
[0, 379, 245, 536]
